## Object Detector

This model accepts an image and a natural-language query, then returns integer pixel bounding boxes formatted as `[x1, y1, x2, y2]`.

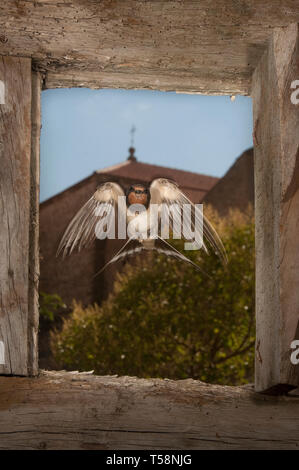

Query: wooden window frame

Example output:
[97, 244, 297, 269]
[0, 24, 298, 397]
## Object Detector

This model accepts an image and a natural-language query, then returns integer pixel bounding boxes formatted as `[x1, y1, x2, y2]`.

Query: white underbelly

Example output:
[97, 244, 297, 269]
[127, 208, 155, 240]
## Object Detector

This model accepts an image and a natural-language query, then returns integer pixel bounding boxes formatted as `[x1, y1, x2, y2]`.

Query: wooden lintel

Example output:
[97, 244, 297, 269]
[0, 1, 298, 94]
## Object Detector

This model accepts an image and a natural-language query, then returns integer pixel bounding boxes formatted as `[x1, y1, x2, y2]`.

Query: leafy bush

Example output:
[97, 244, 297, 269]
[39, 291, 67, 323]
[51, 206, 255, 385]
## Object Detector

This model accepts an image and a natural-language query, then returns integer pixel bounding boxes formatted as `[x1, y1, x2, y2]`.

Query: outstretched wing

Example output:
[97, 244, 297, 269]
[149, 178, 227, 263]
[57, 182, 125, 257]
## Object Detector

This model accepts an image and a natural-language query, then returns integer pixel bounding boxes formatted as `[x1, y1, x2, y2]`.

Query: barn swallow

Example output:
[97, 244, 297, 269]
[57, 178, 227, 275]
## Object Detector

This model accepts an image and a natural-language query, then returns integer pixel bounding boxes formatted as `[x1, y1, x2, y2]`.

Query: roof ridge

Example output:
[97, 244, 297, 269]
[96, 159, 131, 174]
[99, 158, 218, 180]
[135, 160, 218, 179]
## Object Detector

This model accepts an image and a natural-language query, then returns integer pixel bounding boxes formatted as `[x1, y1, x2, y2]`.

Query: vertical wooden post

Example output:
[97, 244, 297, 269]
[0, 57, 40, 376]
[28, 71, 41, 376]
[252, 23, 299, 393]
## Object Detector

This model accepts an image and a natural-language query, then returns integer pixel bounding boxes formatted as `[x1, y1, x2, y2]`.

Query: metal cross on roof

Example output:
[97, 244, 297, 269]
[130, 125, 136, 147]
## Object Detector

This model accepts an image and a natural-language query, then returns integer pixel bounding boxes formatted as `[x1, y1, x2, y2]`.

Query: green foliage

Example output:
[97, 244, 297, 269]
[51, 207, 255, 385]
[39, 291, 66, 322]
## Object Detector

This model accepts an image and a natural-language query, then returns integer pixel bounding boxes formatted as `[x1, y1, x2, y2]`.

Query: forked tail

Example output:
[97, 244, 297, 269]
[94, 237, 210, 278]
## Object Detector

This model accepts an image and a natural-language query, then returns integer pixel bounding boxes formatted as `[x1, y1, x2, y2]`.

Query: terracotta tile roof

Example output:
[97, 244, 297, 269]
[41, 157, 219, 206]
[97, 159, 218, 196]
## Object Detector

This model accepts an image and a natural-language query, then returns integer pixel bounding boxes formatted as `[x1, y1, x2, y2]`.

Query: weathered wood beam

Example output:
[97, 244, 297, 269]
[0, 371, 298, 450]
[43, 69, 250, 95]
[28, 72, 42, 376]
[0, 1, 298, 93]
[0, 57, 39, 376]
[252, 23, 299, 393]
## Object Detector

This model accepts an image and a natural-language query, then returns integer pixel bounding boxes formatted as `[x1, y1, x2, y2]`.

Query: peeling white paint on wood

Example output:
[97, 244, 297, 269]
[0, 79, 5, 104]
[0, 341, 4, 364]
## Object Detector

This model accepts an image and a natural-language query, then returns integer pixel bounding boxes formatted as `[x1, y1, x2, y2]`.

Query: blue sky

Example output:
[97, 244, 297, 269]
[40, 88, 253, 202]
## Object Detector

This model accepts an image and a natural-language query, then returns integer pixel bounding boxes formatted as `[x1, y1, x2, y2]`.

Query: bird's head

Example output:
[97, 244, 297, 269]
[126, 184, 150, 208]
